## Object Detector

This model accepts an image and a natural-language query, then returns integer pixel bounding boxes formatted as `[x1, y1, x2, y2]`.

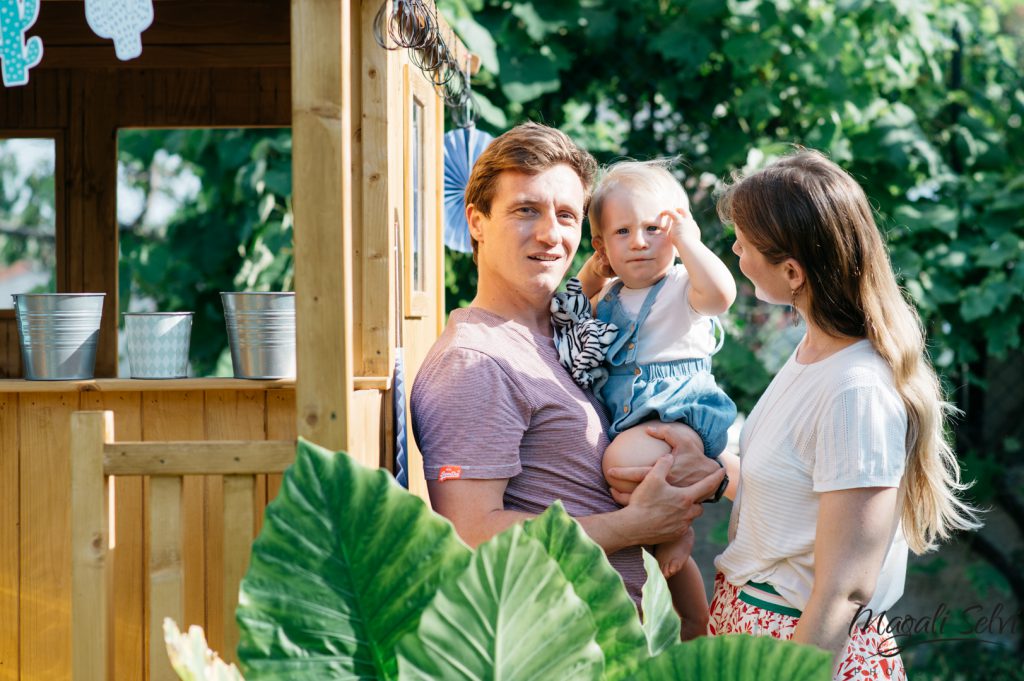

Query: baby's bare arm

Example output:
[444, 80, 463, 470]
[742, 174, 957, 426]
[661, 208, 736, 316]
[577, 250, 615, 300]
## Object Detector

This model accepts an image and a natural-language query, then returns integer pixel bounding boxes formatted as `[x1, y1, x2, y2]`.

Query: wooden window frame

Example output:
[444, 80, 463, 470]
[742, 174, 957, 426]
[402, 66, 436, 319]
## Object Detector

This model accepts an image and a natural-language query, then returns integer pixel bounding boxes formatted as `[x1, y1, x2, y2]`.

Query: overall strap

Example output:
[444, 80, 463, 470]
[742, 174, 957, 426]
[709, 315, 725, 355]
[631, 275, 670, 334]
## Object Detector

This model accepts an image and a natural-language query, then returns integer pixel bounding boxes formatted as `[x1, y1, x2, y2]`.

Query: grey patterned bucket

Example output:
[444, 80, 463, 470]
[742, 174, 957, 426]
[221, 292, 295, 379]
[124, 312, 193, 379]
[13, 293, 105, 380]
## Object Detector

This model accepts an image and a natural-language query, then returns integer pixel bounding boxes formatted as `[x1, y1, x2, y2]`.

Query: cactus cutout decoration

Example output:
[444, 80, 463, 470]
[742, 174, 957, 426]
[0, 0, 44, 87]
[85, 0, 153, 61]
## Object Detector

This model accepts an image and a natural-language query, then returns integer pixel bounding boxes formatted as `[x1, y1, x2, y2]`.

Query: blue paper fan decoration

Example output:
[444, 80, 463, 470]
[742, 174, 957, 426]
[443, 125, 494, 253]
[392, 347, 409, 488]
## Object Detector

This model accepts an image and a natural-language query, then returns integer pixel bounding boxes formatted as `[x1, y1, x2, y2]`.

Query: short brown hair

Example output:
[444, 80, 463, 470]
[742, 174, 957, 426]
[465, 122, 597, 261]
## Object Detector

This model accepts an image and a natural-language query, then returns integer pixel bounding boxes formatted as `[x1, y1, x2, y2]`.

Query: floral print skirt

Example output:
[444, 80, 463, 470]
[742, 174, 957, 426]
[708, 573, 906, 680]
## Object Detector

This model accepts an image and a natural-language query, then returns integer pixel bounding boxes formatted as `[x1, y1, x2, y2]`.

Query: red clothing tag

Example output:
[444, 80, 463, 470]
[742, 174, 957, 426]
[438, 465, 462, 482]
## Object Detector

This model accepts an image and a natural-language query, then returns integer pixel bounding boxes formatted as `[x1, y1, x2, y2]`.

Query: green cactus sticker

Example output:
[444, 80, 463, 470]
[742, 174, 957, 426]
[0, 0, 44, 87]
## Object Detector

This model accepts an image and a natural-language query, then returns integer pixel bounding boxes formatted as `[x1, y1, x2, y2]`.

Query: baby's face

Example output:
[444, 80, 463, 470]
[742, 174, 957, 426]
[596, 187, 676, 289]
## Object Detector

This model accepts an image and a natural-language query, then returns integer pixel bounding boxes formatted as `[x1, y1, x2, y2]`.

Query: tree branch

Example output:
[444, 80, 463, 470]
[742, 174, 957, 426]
[0, 223, 55, 241]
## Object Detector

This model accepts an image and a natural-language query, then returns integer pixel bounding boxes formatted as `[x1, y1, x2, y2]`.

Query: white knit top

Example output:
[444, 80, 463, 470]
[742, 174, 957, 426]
[714, 339, 909, 613]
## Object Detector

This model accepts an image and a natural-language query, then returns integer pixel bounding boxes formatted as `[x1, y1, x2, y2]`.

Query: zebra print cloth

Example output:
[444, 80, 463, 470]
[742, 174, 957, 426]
[550, 278, 618, 391]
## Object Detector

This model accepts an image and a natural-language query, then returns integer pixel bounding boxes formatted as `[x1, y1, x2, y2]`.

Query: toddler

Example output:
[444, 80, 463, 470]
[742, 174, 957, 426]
[552, 160, 737, 637]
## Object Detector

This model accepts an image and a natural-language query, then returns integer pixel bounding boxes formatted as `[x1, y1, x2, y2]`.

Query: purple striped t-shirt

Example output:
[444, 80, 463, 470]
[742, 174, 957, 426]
[410, 306, 645, 603]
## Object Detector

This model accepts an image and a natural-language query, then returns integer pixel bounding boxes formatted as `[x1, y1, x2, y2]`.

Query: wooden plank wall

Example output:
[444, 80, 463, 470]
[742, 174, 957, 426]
[0, 385, 302, 681]
[0, 393, 19, 681]
[0, 314, 21, 379]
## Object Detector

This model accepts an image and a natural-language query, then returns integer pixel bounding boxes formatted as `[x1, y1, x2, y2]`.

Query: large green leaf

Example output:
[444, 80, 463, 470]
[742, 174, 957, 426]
[521, 503, 648, 680]
[631, 634, 832, 681]
[396, 524, 604, 681]
[640, 550, 680, 656]
[236, 438, 473, 680]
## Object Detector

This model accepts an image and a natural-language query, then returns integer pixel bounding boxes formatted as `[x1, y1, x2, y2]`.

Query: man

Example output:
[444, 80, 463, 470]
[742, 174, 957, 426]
[410, 122, 724, 603]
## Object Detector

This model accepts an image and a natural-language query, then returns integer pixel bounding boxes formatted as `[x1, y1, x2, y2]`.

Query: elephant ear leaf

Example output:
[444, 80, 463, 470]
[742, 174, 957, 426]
[632, 633, 833, 681]
[521, 502, 648, 680]
[641, 549, 681, 656]
[396, 524, 605, 681]
[236, 437, 473, 680]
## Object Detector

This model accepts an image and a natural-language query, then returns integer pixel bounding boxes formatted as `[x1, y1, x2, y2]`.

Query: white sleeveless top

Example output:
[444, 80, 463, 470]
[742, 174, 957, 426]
[714, 340, 909, 613]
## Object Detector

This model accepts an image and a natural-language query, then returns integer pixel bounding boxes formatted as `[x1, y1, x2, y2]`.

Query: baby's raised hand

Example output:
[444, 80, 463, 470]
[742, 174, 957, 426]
[588, 248, 617, 280]
[660, 207, 702, 246]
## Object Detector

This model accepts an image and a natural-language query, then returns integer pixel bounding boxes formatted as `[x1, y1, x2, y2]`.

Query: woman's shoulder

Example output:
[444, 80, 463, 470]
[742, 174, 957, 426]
[819, 341, 903, 409]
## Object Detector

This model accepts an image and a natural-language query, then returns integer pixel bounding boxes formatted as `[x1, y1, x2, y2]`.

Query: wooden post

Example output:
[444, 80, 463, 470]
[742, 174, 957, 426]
[148, 478, 184, 681]
[70, 410, 114, 681]
[220, 475, 255, 667]
[67, 72, 119, 377]
[358, 0, 398, 379]
[291, 0, 356, 453]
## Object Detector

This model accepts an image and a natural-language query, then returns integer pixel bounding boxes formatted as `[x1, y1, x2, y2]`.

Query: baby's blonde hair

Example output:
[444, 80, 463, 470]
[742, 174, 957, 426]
[588, 159, 690, 240]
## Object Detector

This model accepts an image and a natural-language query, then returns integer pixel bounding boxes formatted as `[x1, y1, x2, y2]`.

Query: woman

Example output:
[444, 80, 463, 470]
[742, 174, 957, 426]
[709, 150, 979, 679]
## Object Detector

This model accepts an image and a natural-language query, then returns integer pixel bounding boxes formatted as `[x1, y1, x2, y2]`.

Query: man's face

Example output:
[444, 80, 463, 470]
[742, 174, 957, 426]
[468, 164, 585, 304]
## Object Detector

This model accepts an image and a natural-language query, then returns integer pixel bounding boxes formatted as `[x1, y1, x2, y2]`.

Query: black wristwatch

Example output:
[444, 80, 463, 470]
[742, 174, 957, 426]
[705, 460, 729, 503]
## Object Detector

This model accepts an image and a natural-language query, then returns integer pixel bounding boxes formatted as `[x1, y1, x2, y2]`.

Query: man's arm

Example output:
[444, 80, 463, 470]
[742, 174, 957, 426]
[428, 455, 724, 553]
[427, 478, 532, 548]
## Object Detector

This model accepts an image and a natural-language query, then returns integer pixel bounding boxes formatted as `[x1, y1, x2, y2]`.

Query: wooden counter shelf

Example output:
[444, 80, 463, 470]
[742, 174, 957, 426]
[0, 375, 390, 392]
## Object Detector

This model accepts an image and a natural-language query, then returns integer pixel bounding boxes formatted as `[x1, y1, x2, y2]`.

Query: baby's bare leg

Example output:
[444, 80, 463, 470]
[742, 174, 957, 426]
[602, 424, 672, 494]
[655, 533, 693, 579]
[603, 425, 691, 578]
[666, 555, 709, 641]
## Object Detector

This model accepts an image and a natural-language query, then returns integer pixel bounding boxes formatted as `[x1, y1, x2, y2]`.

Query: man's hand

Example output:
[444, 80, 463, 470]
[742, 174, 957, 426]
[606, 422, 722, 502]
[613, 455, 725, 546]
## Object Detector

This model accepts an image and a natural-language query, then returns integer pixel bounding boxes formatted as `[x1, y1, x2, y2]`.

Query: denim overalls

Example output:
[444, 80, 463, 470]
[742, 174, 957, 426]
[595, 277, 737, 458]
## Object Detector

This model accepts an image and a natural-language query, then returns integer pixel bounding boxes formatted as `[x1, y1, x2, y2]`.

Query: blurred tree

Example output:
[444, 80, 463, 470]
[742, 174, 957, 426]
[118, 128, 293, 375]
[0, 139, 57, 290]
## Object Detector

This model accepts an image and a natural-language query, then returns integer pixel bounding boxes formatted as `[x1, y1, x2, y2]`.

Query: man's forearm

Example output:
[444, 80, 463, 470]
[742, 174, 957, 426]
[577, 508, 637, 555]
[451, 508, 537, 548]
[450, 505, 636, 555]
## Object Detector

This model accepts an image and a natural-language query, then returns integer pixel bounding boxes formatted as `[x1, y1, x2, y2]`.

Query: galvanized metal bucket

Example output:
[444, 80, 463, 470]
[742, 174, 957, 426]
[124, 312, 193, 379]
[13, 293, 105, 380]
[221, 292, 295, 379]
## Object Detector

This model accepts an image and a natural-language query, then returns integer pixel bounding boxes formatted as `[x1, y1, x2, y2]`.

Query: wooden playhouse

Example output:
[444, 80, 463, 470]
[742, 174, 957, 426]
[0, 1, 471, 678]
